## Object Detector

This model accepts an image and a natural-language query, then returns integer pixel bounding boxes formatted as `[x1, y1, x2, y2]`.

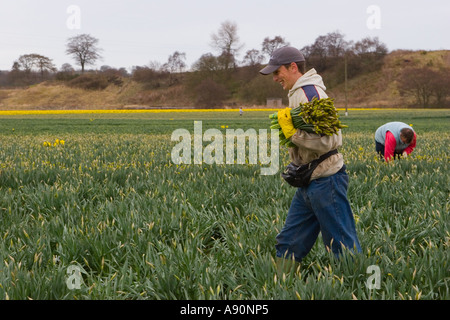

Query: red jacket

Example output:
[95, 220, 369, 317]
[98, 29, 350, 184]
[384, 131, 416, 161]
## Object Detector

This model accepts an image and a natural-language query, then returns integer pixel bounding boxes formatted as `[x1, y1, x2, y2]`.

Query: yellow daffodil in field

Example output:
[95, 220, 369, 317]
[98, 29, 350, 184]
[43, 139, 65, 147]
[0, 107, 392, 116]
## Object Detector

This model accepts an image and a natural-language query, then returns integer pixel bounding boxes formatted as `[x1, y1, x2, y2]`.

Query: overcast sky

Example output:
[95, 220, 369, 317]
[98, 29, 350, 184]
[1, 0, 449, 72]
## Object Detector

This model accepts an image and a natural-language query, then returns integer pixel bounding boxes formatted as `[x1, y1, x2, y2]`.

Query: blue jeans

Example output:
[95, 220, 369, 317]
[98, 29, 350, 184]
[275, 166, 362, 262]
[375, 140, 403, 160]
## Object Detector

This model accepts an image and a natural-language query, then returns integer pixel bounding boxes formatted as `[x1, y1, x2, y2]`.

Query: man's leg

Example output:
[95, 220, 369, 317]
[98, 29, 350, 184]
[275, 188, 321, 264]
[307, 169, 362, 258]
[375, 141, 385, 160]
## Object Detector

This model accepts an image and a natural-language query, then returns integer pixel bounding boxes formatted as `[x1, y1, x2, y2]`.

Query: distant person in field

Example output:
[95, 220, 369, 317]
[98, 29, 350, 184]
[375, 122, 416, 161]
[239, 107, 243, 116]
[259, 46, 362, 275]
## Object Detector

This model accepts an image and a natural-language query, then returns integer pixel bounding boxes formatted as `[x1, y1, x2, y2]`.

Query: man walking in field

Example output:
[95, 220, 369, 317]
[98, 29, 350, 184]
[375, 122, 416, 162]
[260, 46, 362, 274]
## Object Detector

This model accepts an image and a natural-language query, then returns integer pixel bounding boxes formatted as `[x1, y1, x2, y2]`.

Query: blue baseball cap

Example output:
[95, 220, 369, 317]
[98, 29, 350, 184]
[259, 46, 305, 75]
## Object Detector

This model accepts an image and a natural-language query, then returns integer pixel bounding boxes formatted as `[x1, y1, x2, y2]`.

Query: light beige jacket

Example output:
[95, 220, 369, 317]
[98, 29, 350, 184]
[287, 69, 344, 180]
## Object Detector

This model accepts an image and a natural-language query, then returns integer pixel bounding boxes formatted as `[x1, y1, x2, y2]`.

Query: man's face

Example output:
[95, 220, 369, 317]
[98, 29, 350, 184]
[272, 64, 298, 91]
[400, 134, 409, 144]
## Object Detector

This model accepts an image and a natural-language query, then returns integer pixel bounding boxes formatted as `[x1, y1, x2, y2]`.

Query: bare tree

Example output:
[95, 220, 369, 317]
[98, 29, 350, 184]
[210, 20, 243, 70]
[301, 31, 349, 72]
[163, 51, 187, 85]
[432, 68, 450, 107]
[399, 67, 450, 107]
[33, 54, 57, 77]
[399, 67, 436, 107]
[15, 53, 56, 78]
[348, 36, 388, 75]
[55, 63, 76, 81]
[242, 49, 265, 67]
[17, 54, 35, 73]
[261, 36, 290, 57]
[11, 61, 21, 72]
[60, 63, 75, 73]
[187, 53, 223, 93]
[191, 53, 222, 78]
[352, 36, 387, 56]
[324, 31, 349, 58]
[66, 34, 102, 73]
[7, 61, 25, 86]
[164, 51, 187, 73]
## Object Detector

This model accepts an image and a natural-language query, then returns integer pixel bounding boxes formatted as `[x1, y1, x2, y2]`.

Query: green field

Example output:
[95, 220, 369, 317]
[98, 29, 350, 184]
[0, 109, 449, 300]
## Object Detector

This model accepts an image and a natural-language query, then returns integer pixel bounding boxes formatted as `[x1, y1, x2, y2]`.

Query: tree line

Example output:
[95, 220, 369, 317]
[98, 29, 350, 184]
[0, 21, 448, 107]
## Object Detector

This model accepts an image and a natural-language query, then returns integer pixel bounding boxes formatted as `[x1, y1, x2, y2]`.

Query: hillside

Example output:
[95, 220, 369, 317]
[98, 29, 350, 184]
[0, 79, 192, 110]
[0, 50, 449, 110]
[329, 50, 450, 108]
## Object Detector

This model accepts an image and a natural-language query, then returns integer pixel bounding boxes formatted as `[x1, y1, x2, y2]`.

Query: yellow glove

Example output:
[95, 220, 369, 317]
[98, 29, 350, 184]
[277, 107, 296, 139]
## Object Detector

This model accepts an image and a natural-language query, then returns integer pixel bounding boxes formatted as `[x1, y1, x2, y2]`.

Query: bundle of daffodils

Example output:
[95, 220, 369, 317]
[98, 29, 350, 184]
[269, 98, 347, 147]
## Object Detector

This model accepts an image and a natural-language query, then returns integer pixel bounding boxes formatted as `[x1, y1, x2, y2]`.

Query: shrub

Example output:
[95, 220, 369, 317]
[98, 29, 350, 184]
[194, 79, 228, 107]
[55, 71, 79, 82]
[67, 74, 110, 91]
[131, 66, 169, 89]
[398, 67, 450, 107]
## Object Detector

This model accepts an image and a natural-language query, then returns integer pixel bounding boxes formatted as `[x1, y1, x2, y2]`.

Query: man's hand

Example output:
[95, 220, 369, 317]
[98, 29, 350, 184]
[277, 108, 296, 139]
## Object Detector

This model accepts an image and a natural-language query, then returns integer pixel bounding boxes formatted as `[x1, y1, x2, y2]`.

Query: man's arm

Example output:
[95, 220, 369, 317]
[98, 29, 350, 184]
[384, 131, 396, 161]
[403, 132, 417, 155]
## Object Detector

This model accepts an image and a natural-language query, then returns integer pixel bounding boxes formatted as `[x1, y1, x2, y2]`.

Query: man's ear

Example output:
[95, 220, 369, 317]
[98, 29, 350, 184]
[289, 62, 296, 72]
[289, 62, 302, 75]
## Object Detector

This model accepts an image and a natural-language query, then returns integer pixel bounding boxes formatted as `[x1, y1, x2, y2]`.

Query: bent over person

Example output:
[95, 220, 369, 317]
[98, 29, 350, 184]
[259, 47, 362, 274]
[375, 122, 416, 161]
